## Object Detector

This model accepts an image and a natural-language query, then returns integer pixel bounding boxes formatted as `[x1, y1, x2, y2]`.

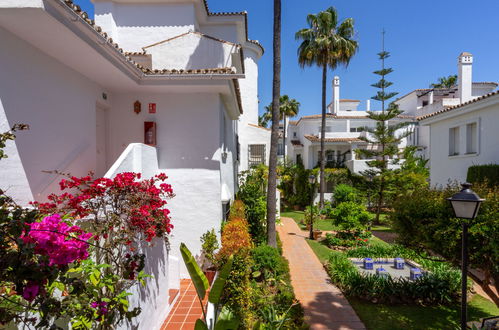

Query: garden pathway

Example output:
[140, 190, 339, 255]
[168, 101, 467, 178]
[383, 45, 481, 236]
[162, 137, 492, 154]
[278, 217, 366, 330]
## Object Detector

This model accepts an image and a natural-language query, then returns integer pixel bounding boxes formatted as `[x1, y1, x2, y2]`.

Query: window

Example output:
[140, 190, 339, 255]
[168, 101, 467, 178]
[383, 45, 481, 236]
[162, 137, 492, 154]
[449, 127, 460, 156]
[466, 122, 478, 154]
[248, 144, 266, 167]
[422, 100, 429, 107]
[277, 142, 284, 156]
[350, 127, 363, 132]
[293, 132, 297, 137]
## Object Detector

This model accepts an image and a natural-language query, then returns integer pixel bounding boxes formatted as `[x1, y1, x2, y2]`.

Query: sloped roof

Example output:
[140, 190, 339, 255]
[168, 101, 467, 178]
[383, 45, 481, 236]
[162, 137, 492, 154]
[142, 31, 239, 50]
[304, 135, 364, 143]
[58, 0, 262, 75]
[417, 90, 499, 121]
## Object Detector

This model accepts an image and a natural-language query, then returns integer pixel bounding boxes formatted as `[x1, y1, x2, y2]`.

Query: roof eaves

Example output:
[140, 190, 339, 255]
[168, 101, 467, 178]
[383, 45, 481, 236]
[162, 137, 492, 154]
[417, 90, 499, 121]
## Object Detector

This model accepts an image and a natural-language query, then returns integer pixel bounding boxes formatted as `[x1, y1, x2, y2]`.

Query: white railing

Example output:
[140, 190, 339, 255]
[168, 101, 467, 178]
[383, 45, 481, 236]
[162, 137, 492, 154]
[346, 159, 402, 174]
[104, 143, 159, 179]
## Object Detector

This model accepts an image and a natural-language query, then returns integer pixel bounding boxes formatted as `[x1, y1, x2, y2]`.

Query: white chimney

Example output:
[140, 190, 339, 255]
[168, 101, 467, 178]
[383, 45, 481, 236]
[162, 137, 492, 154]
[458, 52, 473, 103]
[332, 76, 340, 114]
[429, 91, 434, 105]
[366, 99, 371, 111]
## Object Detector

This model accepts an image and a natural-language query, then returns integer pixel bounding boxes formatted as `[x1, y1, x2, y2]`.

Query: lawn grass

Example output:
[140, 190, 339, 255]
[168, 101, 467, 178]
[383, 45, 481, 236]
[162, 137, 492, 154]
[281, 210, 337, 231]
[349, 294, 499, 330]
[306, 238, 333, 263]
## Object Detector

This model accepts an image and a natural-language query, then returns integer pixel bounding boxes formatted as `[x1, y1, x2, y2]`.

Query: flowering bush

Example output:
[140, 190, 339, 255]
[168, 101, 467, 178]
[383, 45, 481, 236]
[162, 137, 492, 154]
[22, 214, 92, 267]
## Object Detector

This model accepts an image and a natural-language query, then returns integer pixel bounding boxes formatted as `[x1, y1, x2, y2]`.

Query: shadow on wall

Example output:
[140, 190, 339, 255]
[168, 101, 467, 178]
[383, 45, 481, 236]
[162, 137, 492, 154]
[124, 238, 169, 329]
[185, 35, 233, 70]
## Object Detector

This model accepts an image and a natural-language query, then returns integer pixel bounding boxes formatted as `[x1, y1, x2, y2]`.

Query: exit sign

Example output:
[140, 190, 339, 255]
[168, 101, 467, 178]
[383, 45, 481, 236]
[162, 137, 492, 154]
[148, 103, 156, 114]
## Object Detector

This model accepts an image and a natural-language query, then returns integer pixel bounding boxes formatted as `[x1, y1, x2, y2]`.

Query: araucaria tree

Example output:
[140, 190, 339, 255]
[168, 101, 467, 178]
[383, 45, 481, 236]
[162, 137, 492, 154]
[296, 7, 358, 208]
[265, 95, 300, 163]
[266, 0, 281, 247]
[357, 44, 410, 224]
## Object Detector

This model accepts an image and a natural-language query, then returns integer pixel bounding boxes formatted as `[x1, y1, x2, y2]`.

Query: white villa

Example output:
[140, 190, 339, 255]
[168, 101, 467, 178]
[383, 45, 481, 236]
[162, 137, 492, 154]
[285, 76, 412, 179]
[395, 52, 497, 160]
[0, 0, 268, 328]
[284, 52, 498, 189]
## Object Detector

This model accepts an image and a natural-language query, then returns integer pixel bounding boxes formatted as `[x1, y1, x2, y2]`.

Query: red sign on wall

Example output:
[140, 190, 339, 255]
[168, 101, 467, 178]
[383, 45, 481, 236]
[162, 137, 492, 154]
[148, 103, 156, 114]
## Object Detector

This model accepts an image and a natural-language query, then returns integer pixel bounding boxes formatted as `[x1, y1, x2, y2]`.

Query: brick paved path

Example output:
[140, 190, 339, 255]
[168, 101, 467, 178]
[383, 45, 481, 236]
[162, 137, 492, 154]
[278, 217, 366, 330]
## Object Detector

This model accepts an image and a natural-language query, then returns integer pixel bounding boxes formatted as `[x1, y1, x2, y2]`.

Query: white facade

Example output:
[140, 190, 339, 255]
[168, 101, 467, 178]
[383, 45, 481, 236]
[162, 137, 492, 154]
[0, 0, 265, 328]
[286, 76, 411, 182]
[419, 92, 499, 186]
[395, 52, 497, 159]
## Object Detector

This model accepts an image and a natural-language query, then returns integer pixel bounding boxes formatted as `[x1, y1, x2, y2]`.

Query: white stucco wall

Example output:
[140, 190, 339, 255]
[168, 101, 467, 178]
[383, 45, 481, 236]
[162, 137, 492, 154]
[238, 125, 271, 172]
[425, 100, 499, 186]
[0, 26, 105, 204]
[145, 32, 238, 70]
[94, 2, 197, 52]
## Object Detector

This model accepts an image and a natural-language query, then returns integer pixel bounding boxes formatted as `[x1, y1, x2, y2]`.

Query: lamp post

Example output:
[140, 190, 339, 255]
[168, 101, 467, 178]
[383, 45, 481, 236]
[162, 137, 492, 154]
[447, 183, 485, 330]
[308, 174, 316, 240]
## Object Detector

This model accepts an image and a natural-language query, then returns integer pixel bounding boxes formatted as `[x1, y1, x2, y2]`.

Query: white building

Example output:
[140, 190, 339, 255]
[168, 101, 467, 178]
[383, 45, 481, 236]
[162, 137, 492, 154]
[286, 76, 412, 184]
[395, 52, 497, 159]
[0, 0, 267, 328]
[418, 89, 499, 186]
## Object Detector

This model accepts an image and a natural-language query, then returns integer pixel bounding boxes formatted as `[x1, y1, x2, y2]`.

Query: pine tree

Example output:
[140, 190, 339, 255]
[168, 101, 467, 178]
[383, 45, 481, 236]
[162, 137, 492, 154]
[356, 34, 411, 224]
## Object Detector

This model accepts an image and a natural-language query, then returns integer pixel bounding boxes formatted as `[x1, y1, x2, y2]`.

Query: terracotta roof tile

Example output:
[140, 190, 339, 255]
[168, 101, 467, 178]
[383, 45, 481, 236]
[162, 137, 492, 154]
[290, 140, 303, 147]
[417, 90, 499, 121]
[248, 123, 270, 131]
[59, 0, 260, 74]
[304, 135, 364, 143]
[340, 99, 360, 102]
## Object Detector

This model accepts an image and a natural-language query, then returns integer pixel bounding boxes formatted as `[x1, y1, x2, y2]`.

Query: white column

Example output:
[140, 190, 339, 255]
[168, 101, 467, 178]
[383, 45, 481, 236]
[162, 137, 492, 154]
[458, 52, 473, 103]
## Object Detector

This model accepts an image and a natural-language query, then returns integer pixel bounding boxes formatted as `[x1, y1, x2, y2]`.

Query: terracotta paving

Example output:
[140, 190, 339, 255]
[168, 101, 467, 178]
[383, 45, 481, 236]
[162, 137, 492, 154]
[161, 279, 208, 330]
[278, 217, 366, 330]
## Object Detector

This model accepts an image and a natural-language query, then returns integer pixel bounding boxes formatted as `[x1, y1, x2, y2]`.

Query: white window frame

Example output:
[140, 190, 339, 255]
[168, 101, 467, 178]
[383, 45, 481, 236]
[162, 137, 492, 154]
[449, 126, 460, 156]
[465, 122, 478, 155]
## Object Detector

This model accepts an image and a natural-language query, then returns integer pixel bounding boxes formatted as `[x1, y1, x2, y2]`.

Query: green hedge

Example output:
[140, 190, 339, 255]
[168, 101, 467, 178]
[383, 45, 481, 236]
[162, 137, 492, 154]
[467, 164, 499, 186]
[326, 245, 462, 305]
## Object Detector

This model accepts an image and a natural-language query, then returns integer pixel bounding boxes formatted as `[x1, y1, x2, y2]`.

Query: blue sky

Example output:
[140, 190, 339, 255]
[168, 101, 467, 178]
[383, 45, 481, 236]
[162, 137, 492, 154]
[75, 0, 499, 118]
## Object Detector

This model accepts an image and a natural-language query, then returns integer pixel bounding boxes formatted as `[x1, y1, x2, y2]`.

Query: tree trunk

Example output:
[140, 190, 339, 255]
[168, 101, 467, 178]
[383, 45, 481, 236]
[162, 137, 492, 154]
[319, 64, 327, 208]
[266, 0, 281, 248]
[283, 115, 287, 165]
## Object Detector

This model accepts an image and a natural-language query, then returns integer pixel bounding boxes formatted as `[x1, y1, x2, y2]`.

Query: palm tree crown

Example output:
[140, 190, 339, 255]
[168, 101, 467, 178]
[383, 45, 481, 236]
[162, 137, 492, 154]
[264, 95, 300, 122]
[296, 7, 358, 70]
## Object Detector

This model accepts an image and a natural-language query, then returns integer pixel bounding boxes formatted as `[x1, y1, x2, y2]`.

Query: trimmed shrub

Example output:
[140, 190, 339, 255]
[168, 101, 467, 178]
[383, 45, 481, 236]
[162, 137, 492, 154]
[251, 245, 287, 280]
[230, 200, 246, 220]
[333, 184, 362, 206]
[237, 172, 267, 244]
[327, 245, 462, 305]
[331, 201, 370, 231]
[467, 164, 499, 186]
[218, 217, 252, 261]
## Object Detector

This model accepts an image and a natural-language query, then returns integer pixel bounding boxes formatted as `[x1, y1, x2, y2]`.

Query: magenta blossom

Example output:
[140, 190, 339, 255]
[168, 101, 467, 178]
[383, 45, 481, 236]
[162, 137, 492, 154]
[22, 214, 92, 266]
[22, 282, 40, 302]
[91, 301, 109, 315]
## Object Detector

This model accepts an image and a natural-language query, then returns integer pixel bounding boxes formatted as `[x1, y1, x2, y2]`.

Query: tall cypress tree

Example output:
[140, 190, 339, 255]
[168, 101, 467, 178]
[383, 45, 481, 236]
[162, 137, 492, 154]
[357, 33, 410, 224]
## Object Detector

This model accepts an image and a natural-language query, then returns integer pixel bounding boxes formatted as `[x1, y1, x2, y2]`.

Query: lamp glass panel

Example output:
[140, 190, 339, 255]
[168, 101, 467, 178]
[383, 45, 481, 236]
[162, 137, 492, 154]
[450, 200, 477, 219]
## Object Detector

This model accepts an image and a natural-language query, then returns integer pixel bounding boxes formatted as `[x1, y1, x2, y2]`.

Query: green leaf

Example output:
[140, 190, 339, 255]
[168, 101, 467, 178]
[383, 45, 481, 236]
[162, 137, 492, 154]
[251, 271, 261, 278]
[195, 319, 209, 330]
[214, 306, 240, 330]
[89, 274, 99, 286]
[208, 255, 233, 305]
[180, 243, 209, 301]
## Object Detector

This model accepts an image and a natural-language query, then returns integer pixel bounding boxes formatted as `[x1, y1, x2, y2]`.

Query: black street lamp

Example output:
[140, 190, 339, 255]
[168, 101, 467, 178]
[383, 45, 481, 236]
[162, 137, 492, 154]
[447, 183, 485, 330]
[308, 174, 316, 240]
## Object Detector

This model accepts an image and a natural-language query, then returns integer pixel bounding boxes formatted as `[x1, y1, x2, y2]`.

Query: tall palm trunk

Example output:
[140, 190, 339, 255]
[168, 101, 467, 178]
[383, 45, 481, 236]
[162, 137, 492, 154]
[319, 64, 327, 208]
[283, 115, 287, 165]
[266, 0, 281, 248]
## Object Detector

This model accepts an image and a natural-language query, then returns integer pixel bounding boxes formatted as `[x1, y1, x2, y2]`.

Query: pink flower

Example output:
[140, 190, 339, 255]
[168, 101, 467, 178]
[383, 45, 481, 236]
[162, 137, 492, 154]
[22, 214, 92, 266]
[22, 282, 40, 301]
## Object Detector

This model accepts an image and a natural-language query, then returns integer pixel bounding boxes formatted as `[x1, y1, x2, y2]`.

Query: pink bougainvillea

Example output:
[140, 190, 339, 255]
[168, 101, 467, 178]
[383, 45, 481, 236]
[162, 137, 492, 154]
[22, 214, 92, 266]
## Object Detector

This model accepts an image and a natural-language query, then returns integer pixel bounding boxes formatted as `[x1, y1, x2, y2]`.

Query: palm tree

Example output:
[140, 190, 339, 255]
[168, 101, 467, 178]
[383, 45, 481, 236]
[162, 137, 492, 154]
[430, 74, 457, 88]
[296, 7, 358, 208]
[265, 95, 300, 163]
[266, 0, 281, 248]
